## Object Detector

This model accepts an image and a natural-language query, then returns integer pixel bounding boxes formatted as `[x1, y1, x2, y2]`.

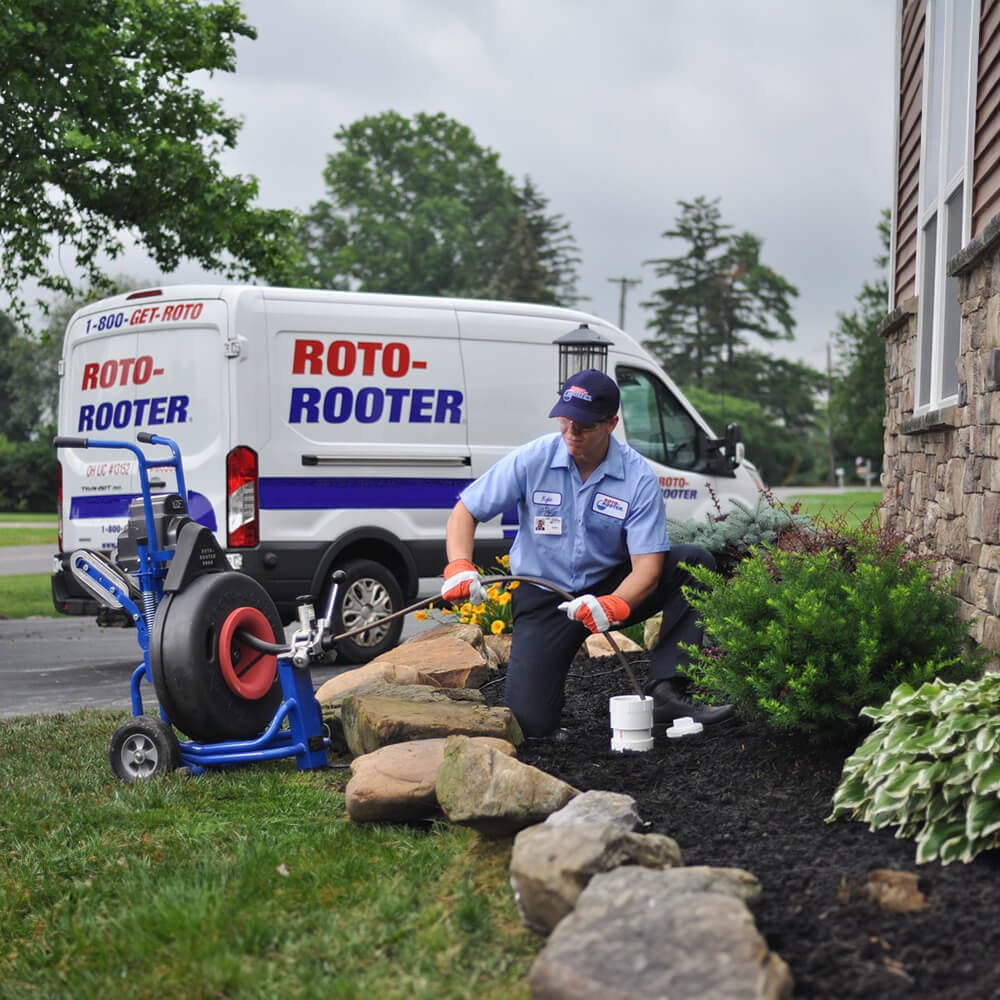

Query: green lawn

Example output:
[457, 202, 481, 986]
[0, 574, 53, 618]
[0, 511, 57, 548]
[780, 490, 882, 528]
[0, 713, 538, 999]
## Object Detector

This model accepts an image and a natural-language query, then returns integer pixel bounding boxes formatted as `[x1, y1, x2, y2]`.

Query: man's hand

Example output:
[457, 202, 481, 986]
[441, 559, 487, 604]
[558, 594, 631, 634]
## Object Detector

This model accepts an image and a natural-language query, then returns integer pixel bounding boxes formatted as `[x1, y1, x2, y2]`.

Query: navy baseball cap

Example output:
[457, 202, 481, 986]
[549, 369, 620, 424]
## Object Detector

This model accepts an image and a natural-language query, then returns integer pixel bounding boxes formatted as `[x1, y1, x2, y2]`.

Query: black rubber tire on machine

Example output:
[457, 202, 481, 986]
[331, 558, 404, 663]
[150, 572, 284, 743]
[109, 715, 181, 781]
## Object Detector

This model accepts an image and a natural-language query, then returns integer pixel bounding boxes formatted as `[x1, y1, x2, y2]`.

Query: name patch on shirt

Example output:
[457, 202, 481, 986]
[533, 490, 562, 507]
[593, 493, 629, 520]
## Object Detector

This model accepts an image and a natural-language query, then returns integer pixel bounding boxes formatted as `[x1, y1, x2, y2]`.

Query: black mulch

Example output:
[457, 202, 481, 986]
[480, 651, 1000, 1000]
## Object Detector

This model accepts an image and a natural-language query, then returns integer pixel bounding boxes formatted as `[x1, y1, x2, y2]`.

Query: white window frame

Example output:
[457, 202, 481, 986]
[915, 0, 978, 412]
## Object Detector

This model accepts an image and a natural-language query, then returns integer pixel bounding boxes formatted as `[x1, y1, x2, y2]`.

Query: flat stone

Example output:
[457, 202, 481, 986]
[341, 692, 522, 757]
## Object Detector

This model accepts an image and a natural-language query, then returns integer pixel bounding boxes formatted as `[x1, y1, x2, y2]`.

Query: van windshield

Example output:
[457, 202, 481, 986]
[616, 366, 698, 471]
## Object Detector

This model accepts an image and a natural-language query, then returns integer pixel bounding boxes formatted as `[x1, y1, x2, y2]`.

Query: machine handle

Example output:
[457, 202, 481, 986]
[53, 436, 89, 449]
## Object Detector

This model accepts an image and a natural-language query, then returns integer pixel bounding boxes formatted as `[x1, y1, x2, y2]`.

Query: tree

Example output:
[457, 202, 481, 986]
[0, 311, 61, 441]
[828, 211, 890, 475]
[641, 196, 799, 394]
[502, 177, 583, 305]
[295, 112, 583, 303]
[0, 0, 300, 326]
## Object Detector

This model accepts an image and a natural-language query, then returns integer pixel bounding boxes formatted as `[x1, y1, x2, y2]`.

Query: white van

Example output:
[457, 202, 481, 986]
[52, 285, 763, 661]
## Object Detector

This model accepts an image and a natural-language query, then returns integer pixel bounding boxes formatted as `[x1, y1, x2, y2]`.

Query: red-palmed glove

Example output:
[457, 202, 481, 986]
[557, 594, 631, 634]
[441, 559, 487, 604]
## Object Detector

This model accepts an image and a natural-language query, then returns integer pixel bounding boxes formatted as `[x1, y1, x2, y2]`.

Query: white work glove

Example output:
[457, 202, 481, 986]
[441, 559, 487, 604]
[558, 594, 631, 635]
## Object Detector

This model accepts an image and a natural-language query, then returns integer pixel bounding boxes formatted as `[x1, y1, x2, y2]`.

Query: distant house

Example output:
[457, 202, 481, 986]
[883, 0, 1000, 649]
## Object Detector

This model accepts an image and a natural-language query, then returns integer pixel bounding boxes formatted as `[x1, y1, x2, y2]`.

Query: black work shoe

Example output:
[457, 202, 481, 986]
[650, 680, 734, 727]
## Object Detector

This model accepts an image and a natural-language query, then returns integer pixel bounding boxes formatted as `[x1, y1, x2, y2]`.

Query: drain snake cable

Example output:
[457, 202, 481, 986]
[237, 574, 647, 700]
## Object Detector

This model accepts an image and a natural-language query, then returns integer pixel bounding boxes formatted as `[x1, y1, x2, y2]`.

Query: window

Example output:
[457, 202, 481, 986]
[916, 0, 977, 410]
[616, 366, 698, 471]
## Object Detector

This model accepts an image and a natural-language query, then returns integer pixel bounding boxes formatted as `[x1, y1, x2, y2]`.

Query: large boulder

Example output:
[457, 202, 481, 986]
[510, 822, 682, 935]
[435, 735, 578, 837]
[530, 866, 790, 1000]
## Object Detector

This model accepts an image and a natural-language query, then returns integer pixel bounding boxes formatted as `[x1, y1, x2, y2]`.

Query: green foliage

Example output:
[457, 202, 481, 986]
[0, 434, 57, 511]
[828, 210, 890, 476]
[682, 385, 823, 485]
[829, 675, 1000, 865]
[669, 493, 814, 577]
[681, 528, 981, 739]
[1, 1, 300, 327]
[295, 111, 581, 304]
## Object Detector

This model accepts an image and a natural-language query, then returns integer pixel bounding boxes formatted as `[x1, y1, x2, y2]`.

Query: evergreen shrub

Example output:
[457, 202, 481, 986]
[668, 492, 813, 577]
[680, 523, 982, 739]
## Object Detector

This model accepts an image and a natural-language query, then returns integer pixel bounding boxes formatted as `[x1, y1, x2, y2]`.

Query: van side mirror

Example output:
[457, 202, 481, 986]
[697, 422, 743, 475]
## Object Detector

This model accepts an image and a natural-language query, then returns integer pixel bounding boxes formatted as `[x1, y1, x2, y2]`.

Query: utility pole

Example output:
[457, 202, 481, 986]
[607, 276, 641, 330]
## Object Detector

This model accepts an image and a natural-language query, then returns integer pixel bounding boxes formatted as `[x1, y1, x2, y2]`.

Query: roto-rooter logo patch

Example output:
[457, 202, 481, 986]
[287, 338, 464, 425]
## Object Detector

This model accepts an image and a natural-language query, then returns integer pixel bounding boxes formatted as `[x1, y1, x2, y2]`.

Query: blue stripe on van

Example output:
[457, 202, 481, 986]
[68, 491, 218, 531]
[258, 476, 471, 510]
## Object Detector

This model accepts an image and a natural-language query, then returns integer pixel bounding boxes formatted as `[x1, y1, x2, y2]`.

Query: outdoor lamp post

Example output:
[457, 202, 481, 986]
[553, 324, 612, 390]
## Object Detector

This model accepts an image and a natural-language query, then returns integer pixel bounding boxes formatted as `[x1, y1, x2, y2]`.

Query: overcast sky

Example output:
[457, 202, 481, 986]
[146, 0, 896, 373]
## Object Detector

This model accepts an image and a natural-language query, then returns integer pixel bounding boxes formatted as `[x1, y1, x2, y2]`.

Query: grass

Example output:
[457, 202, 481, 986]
[0, 525, 55, 547]
[0, 574, 53, 618]
[780, 489, 882, 529]
[0, 712, 539, 999]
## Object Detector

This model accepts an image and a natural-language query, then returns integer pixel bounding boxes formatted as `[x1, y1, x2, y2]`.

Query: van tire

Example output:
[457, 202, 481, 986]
[331, 559, 404, 663]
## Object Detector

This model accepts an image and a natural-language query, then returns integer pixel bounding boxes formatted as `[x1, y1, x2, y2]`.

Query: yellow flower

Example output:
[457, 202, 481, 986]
[499, 553, 511, 570]
[507, 580, 520, 591]
[414, 609, 429, 621]
[496, 591, 512, 606]
[490, 619, 506, 635]
[487, 583, 503, 600]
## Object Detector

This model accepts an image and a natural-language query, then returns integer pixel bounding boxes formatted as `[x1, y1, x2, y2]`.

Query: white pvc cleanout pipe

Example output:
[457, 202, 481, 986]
[609, 694, 654, 753]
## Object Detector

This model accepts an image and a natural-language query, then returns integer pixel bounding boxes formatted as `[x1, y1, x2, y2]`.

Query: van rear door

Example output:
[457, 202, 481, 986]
[58, 291, 230, 561]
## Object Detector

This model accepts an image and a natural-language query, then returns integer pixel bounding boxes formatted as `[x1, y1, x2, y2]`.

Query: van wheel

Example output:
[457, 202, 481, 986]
[331, 559, 404, 663]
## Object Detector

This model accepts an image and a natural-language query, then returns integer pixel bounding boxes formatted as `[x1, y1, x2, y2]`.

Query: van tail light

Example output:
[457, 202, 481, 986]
[226, 446, 259, 548]
[57, 460, 64, 552]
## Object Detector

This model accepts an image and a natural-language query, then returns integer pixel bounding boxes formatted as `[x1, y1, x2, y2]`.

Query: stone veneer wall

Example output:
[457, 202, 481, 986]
[881, 213, 1000, 652]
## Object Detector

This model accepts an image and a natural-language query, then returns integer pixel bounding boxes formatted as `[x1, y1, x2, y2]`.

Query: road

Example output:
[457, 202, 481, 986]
[0, 541, 439, 717]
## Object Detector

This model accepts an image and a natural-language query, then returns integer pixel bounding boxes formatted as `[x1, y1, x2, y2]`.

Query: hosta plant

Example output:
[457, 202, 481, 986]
[828, 674, 1000, 865]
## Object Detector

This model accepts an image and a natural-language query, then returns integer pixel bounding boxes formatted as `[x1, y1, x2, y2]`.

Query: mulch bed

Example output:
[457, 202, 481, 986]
[481, 651, 1000, 999]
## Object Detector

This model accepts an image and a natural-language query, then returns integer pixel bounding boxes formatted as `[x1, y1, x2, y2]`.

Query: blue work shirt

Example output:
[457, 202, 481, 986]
[460, 432, 669, 593]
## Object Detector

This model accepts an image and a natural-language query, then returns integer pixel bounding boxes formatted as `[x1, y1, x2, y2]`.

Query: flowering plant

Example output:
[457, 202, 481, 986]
[415, 555, 519, 635]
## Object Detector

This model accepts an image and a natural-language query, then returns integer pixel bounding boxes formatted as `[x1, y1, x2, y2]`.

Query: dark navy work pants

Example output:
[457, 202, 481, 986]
[503, 544, 715, 738]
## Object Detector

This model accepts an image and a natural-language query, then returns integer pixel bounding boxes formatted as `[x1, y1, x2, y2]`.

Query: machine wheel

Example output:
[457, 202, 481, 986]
[109, 716, 180, 782]
[331, 559, 404, 663]
[150, 572, 284, 743]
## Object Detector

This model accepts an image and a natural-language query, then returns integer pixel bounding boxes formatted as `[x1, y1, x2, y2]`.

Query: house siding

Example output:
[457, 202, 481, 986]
[883, 0, 1000, 650]
[893, 0, 925, 306]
